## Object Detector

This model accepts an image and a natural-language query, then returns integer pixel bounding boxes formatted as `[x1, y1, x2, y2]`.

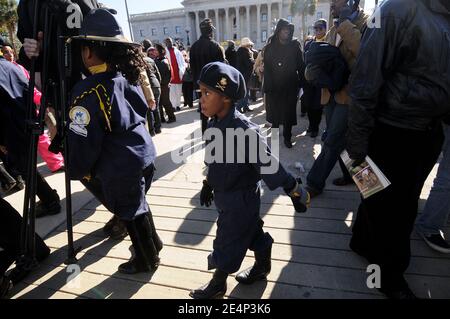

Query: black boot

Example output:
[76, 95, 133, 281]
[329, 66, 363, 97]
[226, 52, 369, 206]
[118, 214, 160, 274]
[189, 269, 228, 299]
[235, 245, 271, 285]
[146, 212, 163, 253]
[35, 190, 61, 218]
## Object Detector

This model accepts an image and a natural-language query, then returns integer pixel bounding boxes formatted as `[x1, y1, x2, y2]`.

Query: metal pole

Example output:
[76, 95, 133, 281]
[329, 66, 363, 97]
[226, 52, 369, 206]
[124, 0, 134, 41]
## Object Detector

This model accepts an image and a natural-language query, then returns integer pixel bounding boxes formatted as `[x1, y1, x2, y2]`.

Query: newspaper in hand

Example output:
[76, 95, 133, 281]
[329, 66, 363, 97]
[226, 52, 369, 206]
[340, 150, 391, 199]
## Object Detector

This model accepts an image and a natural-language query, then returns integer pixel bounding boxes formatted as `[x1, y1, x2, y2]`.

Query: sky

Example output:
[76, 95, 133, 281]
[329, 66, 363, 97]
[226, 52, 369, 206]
[92, 0, 376, 39]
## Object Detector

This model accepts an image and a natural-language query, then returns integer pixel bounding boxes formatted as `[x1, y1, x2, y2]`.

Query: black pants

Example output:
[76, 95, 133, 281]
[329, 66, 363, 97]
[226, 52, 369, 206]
[159, 85, 176, 121]
[307, 107, 323, 133]
[350, 122, 444, 291]
[272, 124, 293, 142]
[147, 88, 161, 133]
[0, 198, 50, 275]
[182, 81, 194, 108]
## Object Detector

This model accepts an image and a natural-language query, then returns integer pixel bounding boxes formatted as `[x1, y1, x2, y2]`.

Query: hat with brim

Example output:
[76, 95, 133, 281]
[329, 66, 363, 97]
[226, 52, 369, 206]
[240, 37, 254, 47]
[71, 8, 139, 47]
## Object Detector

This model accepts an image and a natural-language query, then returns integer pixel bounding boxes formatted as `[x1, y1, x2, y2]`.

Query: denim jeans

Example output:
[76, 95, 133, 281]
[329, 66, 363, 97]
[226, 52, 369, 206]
[416, 124, 450, 236]
[237, 91, 250, 111]
[307, 100, 350, 192]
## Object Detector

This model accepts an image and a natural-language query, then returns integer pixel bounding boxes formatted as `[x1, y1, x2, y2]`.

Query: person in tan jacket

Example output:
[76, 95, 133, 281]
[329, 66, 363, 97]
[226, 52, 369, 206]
[305, 0, 369, 197]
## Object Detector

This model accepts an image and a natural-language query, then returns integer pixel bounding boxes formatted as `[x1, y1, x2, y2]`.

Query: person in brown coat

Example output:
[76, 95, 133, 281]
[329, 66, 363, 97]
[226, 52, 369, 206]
[306, 0, 369, 197]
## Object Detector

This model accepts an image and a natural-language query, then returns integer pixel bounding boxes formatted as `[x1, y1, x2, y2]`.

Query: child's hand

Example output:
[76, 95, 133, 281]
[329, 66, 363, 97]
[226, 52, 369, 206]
[286, 178, 310, 213]
[200, 180, 214, 207]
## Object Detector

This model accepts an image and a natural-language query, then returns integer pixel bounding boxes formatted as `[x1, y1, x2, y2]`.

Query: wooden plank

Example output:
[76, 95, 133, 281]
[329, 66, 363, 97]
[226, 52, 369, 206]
[74, 205, 449, 245]
[42, 230, 450, 299]
[69, 210, 450, 260]
[11, 282, 83, 299]
[46, 223, 450, 278]
[37, 245, 382, 299]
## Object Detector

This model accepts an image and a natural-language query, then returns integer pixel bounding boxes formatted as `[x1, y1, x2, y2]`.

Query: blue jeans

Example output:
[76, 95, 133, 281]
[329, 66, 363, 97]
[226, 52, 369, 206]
[307, 100, 350, 192]
[237, 91, 250, 110]
[416, 124, 450, 236]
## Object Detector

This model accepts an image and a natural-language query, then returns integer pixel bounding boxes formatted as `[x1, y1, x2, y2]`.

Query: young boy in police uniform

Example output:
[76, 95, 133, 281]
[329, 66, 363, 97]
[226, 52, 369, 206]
[66, 8, 162, 274]
[190, 62, 310, 299]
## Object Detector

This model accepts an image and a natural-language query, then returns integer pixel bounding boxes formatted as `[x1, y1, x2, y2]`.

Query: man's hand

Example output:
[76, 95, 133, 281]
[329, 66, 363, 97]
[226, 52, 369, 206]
[200, 180, 214, 207]
[148, 99, 157, 110]
[23, 32, 43, 59]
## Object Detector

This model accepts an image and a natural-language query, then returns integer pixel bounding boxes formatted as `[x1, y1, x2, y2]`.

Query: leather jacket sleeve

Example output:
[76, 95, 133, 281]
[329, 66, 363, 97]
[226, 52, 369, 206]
[347, 12, 407, 160]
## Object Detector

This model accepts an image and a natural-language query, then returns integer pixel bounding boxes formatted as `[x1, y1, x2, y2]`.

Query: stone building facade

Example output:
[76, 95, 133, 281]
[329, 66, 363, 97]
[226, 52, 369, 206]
[131, 0, 366, 49]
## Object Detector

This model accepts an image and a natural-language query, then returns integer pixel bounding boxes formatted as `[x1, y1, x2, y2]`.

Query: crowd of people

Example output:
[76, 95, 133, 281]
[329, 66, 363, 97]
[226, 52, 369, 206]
[1, 0, 450, 300]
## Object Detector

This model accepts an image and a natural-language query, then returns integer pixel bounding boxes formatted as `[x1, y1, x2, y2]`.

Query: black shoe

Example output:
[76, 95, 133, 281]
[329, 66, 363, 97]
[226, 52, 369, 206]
[284, 139, 293, 149]
[118, 214, 160, 275]
[243, 106, 252, 113]
[167, 118, 176, 124]
[236, 246, 271, 285]
[15, 176, 25, 190]
[155, 128, 162, 135]
[305, 185, 322, 199]
[176, 106, 181, 112]
[310, 131, 318, 138]
[378, 286, 418, 299]
[190, 269, 228, 299]
[332, 177, 354, 186]
[118, 255, 160, 274]
[0, 276, 12, 299]
[35, 190, 61, 218]
[160, 117, 167, 123]
[420, 233, 450, 254]
[149, 130, 156, 137]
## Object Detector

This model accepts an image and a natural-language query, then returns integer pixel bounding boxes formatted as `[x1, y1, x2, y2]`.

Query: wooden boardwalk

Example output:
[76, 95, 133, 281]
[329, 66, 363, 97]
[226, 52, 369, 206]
[9, 100, 450, 299]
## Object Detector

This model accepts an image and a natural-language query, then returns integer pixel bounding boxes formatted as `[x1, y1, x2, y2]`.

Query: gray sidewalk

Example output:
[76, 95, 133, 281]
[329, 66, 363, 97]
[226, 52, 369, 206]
[7, 99, 450, 299]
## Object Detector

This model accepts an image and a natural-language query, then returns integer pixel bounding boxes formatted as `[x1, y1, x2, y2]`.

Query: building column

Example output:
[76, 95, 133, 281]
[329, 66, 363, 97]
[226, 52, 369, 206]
[215, 9, 220, 42]
[195, 11, 200, 40]
[246, 5, 251, 38]
[225, 7, 230, 40]
[235, 7, 240, 40]
[256, 4, 261, 47]
[267, 2, 272, 34]
[279, 2, 283, 20]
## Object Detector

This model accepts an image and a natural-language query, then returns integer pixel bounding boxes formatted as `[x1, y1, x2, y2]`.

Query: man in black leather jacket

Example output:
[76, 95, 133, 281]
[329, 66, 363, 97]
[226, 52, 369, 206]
[347, 0, 450, 299]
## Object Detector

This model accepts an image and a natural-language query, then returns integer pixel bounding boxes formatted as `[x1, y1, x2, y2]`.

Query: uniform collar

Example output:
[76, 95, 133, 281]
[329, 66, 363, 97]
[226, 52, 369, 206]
[212, 105, 237, 130]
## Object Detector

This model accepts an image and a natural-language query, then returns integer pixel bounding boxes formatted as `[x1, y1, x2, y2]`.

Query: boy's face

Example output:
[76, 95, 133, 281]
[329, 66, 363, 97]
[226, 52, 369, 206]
[199, 83, 230, 118]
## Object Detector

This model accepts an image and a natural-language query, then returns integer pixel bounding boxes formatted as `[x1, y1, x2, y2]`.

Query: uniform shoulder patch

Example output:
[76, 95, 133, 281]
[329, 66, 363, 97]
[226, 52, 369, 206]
[69, 106, 91, 137]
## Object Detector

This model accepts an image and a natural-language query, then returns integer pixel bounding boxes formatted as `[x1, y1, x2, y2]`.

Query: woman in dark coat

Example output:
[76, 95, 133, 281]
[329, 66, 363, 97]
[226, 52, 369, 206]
[263, 19, 305, 148]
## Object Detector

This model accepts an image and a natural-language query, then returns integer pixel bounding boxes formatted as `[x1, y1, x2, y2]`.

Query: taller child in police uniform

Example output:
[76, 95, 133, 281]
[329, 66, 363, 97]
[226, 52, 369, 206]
[190, 62, 310, 299]
[67, 8, 162, 274]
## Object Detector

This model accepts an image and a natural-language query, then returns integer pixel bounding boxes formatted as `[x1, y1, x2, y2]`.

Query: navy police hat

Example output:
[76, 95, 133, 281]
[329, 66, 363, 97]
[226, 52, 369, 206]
[198, 62, 246, 101]
[71, 8, 138, 46]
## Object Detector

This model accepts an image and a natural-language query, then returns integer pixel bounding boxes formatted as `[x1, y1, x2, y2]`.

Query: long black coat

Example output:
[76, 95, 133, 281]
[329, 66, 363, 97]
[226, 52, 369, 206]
[190, 35, 225, 90]
[263, 19, 305, 126]
[236, 47, 254, 84]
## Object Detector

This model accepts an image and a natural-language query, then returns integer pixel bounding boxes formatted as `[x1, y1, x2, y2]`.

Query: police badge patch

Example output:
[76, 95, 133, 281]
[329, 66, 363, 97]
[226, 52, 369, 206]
[69, 106, 91, 137]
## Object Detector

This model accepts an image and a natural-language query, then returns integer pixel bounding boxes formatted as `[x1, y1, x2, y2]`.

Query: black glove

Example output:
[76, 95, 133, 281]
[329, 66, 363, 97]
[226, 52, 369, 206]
[200, 180, 214, 207]
[338, 4, 353, 24]
[48, 132, 64, 155]
[285, 178, 310, 213]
